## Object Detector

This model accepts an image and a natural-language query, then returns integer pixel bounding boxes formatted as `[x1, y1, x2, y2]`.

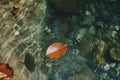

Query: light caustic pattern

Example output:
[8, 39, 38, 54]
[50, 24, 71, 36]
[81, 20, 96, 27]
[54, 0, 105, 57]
[38, 18, 95, 77]
[0, 0, 96, 80]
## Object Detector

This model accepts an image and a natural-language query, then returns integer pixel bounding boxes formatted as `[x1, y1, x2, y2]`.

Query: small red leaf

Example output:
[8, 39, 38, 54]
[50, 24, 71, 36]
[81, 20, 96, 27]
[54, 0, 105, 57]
[0, 63, 14, 78]
[11, 7, 19, 15]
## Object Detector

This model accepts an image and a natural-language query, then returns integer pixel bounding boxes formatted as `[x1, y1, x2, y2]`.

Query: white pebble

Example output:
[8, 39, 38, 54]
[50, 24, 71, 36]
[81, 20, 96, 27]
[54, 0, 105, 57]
[112, 30, 117, 38]
[45, 63, 52, 68]
[110, 63, 116, 67]
[45, 27, 51, 32]
[85, 10, 91, 15]
[104, 64, 110, 71]
[115, 25, 119, 31]
[15, 31, 20, 35]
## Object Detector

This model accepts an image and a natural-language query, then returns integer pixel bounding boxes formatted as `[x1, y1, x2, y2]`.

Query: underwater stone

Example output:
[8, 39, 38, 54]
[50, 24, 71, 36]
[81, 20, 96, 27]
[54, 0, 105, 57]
[95, 40, 108, 64]
[108, 68, 118, 78]
[88, 26, 96, 35]
[85, 10, 91, 16]
[14, 31, 20, 36]
[111, 30, 117, 38]
[110, 63, 116, 68]
[110, 48, 120, 62]
[45, 63, 52, 68]
[115, 25, 119, 31]
[103, 64, 110, 71]
[24, 53, 35, 72]
[83, 15, 95, 25]
[97, 21, 104, 28]
[68, 65, 97, 80]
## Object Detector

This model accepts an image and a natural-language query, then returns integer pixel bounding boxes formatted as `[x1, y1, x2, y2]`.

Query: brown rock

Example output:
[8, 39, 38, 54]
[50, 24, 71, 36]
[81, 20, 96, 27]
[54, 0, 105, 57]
[13, 1, 24, 8]
[95, 40, 108, 64]
[110, 48, 120, 62]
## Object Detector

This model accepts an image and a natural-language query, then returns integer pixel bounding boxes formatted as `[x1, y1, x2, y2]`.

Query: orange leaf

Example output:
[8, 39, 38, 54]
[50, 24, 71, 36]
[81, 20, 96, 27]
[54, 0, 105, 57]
[0, 63, 14, 78]
[46, 43, 67, 58]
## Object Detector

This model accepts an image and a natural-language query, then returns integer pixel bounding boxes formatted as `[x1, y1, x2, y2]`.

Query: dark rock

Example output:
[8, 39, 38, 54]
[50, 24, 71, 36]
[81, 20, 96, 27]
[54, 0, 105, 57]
[110, 48, 120, 62]
[47, 0, 86, 14]
[108, 68, 118, 78]
[24, 53, 35, 72]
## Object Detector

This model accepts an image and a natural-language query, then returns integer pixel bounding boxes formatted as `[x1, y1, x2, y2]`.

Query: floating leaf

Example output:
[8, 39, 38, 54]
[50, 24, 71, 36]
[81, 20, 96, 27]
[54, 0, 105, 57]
[46, 42, 67, 58]
[0, 63, 14, 78]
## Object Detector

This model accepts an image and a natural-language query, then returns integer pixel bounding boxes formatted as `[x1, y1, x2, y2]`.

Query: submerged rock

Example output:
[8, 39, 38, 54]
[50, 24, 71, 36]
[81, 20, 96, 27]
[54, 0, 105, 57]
[95, 40, 108, 64]
[68, 65, 98, 80]
[24, 53, 35, 72]
[47, 0, 86, 14]
[110, 48, 120, 62]
[108, 67, 118, 78]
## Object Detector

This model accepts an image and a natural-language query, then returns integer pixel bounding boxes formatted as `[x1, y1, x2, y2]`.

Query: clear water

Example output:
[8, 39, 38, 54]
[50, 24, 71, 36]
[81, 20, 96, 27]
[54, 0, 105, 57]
[0, 0, 120, 80]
